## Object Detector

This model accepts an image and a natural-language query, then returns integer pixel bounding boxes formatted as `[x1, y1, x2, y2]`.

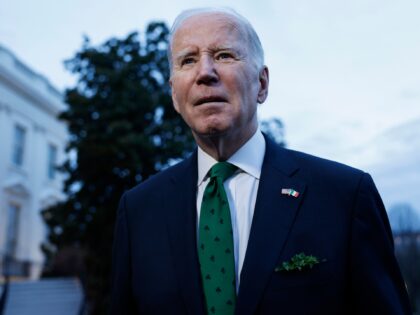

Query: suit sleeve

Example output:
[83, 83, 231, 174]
[349, 173, 411, 314]
[110, 192, 136, 315]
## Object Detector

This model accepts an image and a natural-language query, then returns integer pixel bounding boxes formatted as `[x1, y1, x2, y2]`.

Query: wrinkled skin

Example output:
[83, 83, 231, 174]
[169, 13, 269, 160]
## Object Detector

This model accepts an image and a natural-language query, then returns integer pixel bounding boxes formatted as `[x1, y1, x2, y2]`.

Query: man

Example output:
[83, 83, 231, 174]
[111, 8, 411, 315]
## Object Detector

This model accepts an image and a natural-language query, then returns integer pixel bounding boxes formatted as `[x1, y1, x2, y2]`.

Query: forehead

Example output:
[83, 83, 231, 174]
[171, 13, 247, 51]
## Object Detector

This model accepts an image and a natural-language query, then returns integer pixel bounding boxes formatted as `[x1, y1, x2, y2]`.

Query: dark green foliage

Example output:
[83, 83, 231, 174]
[275, 253, 325, 272]
[41, 20, 287, 314]
[41, 22, 194, 314]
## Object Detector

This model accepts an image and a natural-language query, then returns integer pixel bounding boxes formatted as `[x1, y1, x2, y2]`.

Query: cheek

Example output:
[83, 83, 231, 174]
[172, 81, 193, 107]
[232, 69, 257, 91]
[171, 87, 185, 111]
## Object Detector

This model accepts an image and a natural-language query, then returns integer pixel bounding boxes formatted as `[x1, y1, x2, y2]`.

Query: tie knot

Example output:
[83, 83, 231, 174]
[208, 162, 238, 182]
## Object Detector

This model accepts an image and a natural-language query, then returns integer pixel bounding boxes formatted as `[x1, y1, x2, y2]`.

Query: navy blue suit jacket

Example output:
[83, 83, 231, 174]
[111, 137, 411, 314]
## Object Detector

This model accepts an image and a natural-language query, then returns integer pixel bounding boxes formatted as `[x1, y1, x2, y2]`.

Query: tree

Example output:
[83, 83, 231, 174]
[390, 203, 420, 312]
[41, 21, 287, 314]
[41, 22, 195, 314]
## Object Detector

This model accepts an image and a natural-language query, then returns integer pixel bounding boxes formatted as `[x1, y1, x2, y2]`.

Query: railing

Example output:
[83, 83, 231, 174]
[0, 275, 9, 315]
[0, 254, 30, 315]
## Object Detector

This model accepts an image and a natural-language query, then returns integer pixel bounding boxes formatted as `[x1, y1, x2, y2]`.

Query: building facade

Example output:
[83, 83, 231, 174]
[0, 45, 68, 279]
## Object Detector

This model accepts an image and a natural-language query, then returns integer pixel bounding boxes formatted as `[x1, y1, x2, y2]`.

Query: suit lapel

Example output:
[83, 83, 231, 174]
[236, 139, 306, 315]
[165, 151, 205, 315]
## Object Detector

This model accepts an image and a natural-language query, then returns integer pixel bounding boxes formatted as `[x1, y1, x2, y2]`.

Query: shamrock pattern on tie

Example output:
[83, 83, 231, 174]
[199, 162, 237, 315]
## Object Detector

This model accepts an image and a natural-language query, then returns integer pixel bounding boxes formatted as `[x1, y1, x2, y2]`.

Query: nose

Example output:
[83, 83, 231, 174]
[196, 56, 218, 85]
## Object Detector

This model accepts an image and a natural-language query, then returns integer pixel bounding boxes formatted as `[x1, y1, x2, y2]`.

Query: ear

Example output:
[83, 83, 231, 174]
[257, 66, 269, 104]
[169, 78, 180, 113]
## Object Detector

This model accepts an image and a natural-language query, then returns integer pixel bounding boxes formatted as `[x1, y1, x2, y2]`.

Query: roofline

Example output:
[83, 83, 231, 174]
[0, 44, 67, 116]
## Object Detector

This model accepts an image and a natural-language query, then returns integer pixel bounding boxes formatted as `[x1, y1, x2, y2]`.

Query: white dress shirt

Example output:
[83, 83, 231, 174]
[196, 130, 266, 291]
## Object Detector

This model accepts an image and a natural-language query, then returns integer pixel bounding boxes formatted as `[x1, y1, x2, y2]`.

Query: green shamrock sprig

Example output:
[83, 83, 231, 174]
[275, 252, 326, 272]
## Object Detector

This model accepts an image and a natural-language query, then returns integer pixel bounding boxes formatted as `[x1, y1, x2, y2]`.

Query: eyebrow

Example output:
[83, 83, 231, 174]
[173, 45, 243, 65]
[174, 49, 197, 64]
[213, 46, 244, 60]
[210, 45, 239, 53]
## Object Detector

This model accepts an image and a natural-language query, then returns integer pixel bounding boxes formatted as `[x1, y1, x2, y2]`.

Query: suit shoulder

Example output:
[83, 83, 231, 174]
[264, 136, 365, 180]
[280, 148, 376, 206]
[125, 154, 195, 198]
[285, 148, 366, 183]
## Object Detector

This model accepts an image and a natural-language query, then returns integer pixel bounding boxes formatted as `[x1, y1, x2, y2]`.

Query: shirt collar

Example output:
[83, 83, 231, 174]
[197, 130, 266, 186]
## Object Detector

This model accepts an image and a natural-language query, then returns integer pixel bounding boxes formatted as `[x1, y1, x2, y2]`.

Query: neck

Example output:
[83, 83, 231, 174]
[194, 125, 258, 161]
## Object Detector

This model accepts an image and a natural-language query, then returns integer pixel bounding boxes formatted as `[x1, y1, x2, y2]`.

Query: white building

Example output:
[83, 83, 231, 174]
[0, 44, 68, 279]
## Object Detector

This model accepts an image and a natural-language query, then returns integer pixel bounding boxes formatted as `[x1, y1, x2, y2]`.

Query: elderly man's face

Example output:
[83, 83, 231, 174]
[169, 13, 268, 143]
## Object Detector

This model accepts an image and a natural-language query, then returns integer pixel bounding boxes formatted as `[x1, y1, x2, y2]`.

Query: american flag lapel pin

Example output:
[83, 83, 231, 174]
[281, 188, 300, 198]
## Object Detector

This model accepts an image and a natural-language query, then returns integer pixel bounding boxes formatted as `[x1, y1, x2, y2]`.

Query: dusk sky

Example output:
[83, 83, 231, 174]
[2, 0, 420, 213]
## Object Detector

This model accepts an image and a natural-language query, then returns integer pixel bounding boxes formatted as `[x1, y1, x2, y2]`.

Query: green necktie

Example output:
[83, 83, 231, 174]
[198, 162, 238, 315]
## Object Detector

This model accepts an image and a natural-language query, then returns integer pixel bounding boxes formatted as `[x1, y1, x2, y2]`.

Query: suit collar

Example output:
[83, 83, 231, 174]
[236, 137, 306, 314]
[197, 130, 266, 185]
[262, 134, 300, 177]
[167, 150, 206, 315]
[166, 139, 306, 315]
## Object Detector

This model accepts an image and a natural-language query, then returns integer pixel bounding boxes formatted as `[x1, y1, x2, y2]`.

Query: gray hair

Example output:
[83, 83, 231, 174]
[168, 7, 265, 73]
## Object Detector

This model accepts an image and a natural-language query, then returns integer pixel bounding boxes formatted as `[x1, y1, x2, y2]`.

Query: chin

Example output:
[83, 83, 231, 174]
[194, 124, 230, 138]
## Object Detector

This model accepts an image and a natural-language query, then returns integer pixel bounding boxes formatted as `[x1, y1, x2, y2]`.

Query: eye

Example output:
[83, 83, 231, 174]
[216, 52, 234, 60]
[181, 57, 196, 66]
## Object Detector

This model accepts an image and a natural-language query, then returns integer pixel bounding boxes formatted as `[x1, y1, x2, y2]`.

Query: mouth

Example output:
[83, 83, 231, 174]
[194, 96, 227, 106]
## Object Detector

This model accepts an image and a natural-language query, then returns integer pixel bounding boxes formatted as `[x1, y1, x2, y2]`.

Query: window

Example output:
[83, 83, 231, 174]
[5, 204, 20, 257]
[12, 124, 26, 167]
[48, 144, 58, 179]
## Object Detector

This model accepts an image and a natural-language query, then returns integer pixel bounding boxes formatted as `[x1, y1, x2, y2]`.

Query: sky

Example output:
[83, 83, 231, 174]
[1, 0, 420, 212]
